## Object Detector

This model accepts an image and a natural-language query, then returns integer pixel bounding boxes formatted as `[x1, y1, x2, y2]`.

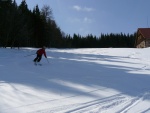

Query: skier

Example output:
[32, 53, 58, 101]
[33, 46, 47, 63]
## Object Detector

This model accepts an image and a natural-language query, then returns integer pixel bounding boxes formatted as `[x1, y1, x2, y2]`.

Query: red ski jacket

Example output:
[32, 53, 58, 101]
[37, 48, 47, 58]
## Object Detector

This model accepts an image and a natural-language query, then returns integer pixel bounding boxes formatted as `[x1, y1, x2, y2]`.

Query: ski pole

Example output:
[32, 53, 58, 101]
[46, 58, 49, 63]
[24, 53, 36, 57]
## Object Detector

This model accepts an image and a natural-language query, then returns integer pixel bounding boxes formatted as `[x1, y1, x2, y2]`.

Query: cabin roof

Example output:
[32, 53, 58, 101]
[138, 28, 150, 38]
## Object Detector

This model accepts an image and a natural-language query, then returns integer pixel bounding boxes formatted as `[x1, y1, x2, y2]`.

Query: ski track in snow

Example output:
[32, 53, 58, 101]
[0, 48, 150, 113]
[26, 93, 150, 113]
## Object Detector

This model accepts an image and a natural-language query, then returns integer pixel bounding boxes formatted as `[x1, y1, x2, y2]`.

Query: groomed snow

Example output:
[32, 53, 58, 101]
[0, 47, 150, 113]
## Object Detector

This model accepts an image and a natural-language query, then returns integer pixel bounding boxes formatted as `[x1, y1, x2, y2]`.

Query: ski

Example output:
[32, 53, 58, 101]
[34, 62, 42, 66]
[38, 63, 42, 66]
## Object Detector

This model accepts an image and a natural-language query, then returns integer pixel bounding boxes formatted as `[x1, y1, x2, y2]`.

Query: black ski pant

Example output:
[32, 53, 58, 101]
[34, 54, 42, 62]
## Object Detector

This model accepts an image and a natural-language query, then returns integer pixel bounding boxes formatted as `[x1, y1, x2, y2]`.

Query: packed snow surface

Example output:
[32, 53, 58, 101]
[0, 47, 150, 113]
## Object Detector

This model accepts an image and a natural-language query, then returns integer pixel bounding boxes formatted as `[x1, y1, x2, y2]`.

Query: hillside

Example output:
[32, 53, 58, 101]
[0, 47, 150, 113]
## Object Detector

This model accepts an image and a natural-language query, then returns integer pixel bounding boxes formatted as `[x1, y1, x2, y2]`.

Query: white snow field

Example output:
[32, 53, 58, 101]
[0, 47, 150, 113]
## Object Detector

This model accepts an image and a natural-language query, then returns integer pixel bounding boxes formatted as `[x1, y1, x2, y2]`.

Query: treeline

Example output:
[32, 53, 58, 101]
[0, 0, 136, 48]
[63, 33, 136, 48]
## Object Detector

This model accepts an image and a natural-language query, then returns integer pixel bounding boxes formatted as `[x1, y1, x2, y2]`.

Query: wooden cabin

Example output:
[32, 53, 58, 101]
[135, 28, 150, 48]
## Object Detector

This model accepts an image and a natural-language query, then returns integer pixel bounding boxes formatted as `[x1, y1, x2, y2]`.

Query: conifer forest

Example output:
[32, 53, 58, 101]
[0, 0, 136, 48]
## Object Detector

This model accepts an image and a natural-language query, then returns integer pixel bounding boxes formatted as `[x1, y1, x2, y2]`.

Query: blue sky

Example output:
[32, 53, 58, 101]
[16, 0, 150, 37]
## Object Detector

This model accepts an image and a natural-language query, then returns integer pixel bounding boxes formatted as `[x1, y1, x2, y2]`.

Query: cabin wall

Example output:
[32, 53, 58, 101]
[136, 33, 145, 48]
[136, 40, 145, 48]
[145, 38, 150, 47]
